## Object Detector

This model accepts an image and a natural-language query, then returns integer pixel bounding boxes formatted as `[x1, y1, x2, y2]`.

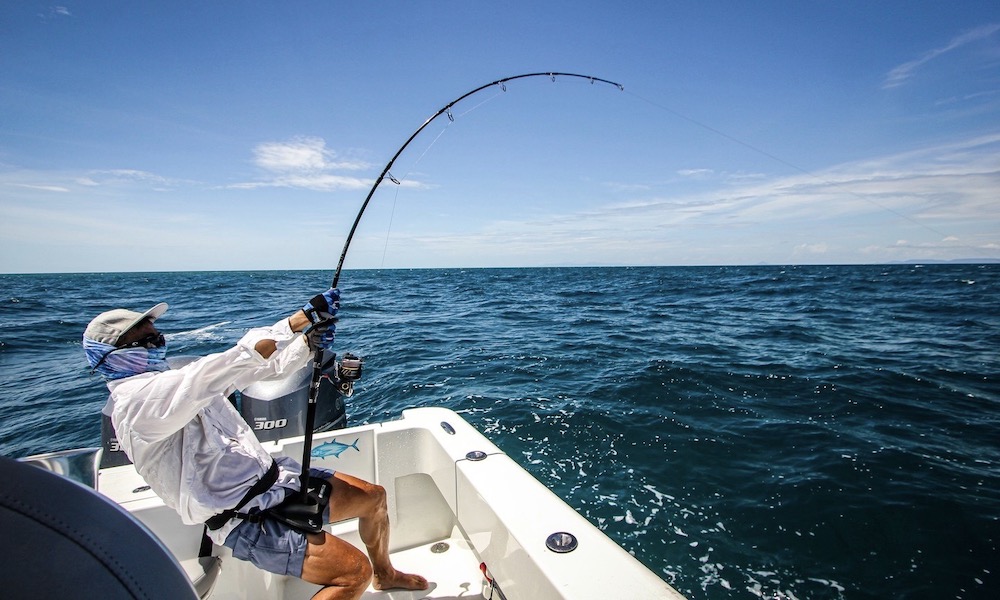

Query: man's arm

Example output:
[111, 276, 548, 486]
[255, 310, 311, 358]
[112, 289, 340, 445]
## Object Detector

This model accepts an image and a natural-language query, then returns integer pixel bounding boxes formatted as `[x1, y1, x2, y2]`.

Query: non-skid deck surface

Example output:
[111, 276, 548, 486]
[280, 531, 488, 600]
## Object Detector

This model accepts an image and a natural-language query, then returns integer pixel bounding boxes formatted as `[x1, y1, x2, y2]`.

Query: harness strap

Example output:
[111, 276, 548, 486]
[205, 461, 279, 531]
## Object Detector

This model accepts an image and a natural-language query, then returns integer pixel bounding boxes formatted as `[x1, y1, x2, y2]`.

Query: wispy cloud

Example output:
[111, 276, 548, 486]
[228, 174, 373, 192]
[1, 168, 188, 201]
[382, 131, 1000, 266]
[253, 137, 367, 173]
[38, 6, 71, 19]
[8, 183, 70, 193]
[793, 243, 829, 256]
[231, 136, 390, 191]
[883, 23, 1000, 89]
[91, 169, 174, 185]
[677, 168, 714, 178]
[3, 130, 997, 271]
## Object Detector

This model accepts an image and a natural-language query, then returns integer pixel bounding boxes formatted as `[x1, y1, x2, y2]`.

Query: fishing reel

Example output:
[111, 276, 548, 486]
[335, 353, 363, 397]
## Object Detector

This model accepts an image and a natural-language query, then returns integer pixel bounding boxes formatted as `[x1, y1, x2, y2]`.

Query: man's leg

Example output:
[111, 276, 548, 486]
[300, 472, 427, 597]
[299, 534, 373, 600]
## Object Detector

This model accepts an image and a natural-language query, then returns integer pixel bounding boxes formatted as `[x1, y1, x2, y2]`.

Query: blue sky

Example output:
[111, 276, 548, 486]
[2, 2, 999, 273]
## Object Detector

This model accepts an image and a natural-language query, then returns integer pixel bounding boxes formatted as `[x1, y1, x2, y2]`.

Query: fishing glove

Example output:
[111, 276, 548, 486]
[303, 288, 340, 324]
[307, 327, 336, 351]
[302, 288, 340, 351]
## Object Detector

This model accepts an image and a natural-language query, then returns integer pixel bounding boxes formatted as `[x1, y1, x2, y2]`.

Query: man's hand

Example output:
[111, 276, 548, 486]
[303, 288, 340, 325]
[305, 325, 335, 352]
[301, 288, 340, 351]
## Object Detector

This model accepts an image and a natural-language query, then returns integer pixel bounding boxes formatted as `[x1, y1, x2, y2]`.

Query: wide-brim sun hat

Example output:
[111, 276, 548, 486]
[84, 303, 168, 347]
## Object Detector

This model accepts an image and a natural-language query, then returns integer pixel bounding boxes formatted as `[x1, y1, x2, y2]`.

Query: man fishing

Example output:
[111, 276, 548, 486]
[83, 288, 427, 599]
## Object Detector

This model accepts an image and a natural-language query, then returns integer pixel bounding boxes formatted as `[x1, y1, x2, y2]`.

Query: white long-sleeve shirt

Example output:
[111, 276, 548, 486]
[109, 318, 312, 543]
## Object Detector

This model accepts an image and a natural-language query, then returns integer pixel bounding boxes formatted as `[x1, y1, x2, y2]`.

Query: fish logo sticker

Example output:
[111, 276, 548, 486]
[311, 437, 360, 459]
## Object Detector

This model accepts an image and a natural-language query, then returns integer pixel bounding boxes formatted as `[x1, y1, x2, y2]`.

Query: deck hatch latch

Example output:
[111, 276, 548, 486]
[545, 532, 578, 553]
[430, 542, 450, 553]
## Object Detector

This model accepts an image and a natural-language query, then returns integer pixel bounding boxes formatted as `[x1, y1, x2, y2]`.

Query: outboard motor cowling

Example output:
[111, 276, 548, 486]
[234, 351, 348, 443]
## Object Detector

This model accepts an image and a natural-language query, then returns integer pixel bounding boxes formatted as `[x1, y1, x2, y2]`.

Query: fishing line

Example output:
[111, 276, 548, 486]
[370, 93, 521, 271]
[622, 88, 955, 242]
[379, 115, 458, 267]
[379, 188, 400, 269]
[455, 90, 506, 119]
[378, 90, 506, 268]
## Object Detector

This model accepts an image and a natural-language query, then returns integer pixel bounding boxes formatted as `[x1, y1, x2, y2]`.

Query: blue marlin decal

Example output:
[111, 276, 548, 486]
[311, 437, 360, 459]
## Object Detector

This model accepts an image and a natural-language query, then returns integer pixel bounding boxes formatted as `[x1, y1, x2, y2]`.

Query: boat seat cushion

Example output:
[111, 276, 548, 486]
[0, 455, 198, 599]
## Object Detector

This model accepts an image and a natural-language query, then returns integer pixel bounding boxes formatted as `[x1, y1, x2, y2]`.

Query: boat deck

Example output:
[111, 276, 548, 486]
[279, 522, 489, 600]
[199, 522, 489, 600]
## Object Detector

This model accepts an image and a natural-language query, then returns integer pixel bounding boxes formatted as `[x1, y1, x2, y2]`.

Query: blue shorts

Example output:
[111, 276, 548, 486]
[223, 468, 333, 578]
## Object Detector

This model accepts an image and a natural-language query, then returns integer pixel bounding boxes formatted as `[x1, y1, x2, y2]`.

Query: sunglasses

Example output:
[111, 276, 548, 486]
[122, 332, 166, 349]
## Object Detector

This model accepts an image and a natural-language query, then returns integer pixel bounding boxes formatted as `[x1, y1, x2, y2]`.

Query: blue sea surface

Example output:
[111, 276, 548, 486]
[1, 265, 998, 599]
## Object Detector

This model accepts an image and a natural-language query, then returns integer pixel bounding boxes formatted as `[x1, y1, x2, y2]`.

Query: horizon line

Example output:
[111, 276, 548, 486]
[3, 258, 999, 276]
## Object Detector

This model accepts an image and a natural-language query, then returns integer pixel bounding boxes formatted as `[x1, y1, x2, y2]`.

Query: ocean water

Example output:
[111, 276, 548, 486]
[1, 265, 997, 599]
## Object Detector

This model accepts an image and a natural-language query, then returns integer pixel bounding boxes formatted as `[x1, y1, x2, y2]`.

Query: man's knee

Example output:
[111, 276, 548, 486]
[303, 540, 373, 593]
[346, 556, 374, 594]
[355, 480, 386, 513]
[368, 483, 386, 507]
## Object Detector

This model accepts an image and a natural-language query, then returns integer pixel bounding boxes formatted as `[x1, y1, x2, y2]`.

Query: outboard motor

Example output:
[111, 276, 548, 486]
[100, 351, 360, 469]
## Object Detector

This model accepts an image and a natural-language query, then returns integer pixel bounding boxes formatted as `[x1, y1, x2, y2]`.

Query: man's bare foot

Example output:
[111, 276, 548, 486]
[372, 568, 428, 591]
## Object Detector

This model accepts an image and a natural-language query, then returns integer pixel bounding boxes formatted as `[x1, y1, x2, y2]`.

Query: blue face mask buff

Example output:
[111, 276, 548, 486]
[84, 338, 170, 380]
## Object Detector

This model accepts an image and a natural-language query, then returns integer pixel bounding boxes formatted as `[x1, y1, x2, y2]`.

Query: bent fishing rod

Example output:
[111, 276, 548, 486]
[296, 72, 623, 501]
[330, 71, 623, 288]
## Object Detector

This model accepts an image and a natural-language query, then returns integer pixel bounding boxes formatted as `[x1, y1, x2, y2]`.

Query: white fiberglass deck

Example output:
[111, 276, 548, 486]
[208, 523, 489, 600]
[95, 407, 684, 599]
